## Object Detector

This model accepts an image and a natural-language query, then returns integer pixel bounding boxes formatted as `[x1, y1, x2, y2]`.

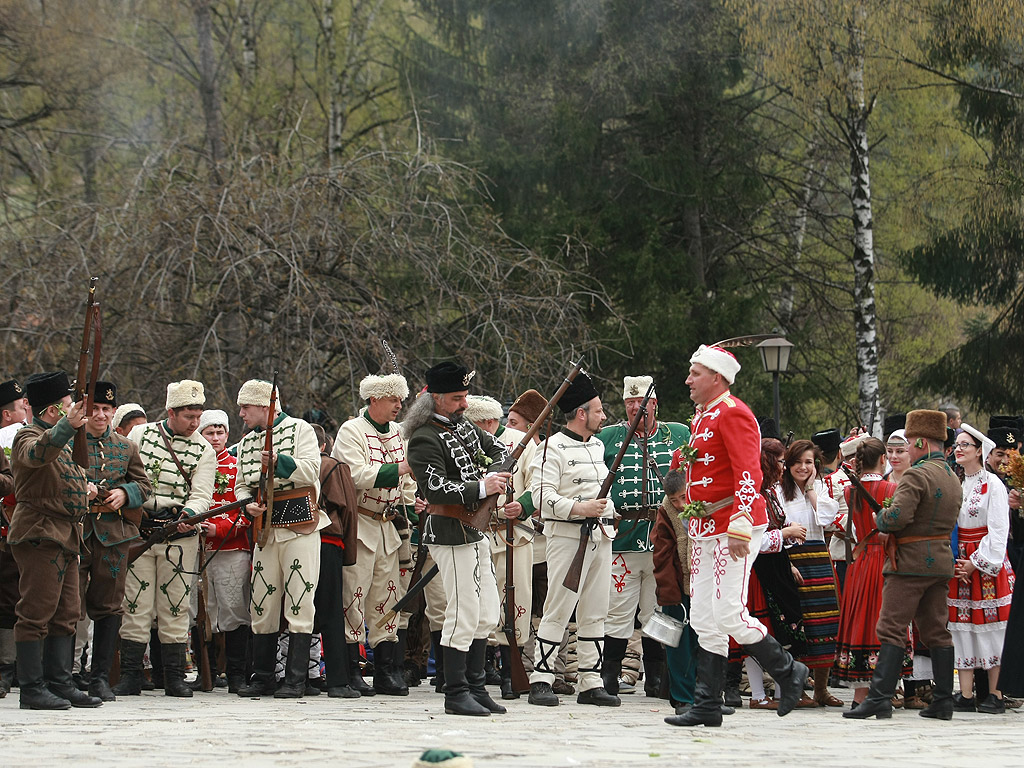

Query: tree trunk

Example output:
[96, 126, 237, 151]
[324, 0, 344, 160]
[193, 0, 225, 179]
[847, 2, 881, 435]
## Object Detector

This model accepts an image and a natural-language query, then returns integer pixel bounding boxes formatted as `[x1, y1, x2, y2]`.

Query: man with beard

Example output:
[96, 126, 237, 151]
[332, 372, 416, 696]
[78, 381, 152, 701]
[405, 362, 510, 717]
[117, 380, 216, 698]
[527, 371, 620, 708]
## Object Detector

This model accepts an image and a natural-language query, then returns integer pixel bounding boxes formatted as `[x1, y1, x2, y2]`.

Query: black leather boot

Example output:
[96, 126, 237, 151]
[743, 635, 809, 717]
[430, 631, 445, 693]
[843, 643, 903, 720]
[664, 648, 725, 727]
[499, 645, 518, 700]
[443, 645, 490, 716]
[724, 659, 743, 707]
[601, 636, 628, 695]
[642, 636, 667, 699]
[238, 632, 278, 697]
[468, 638, 506, 713]
[224, 625, 250, 694]
[484, 644, 502, 685]
[920, 645, 954, 721]
[148, 628, 163, 689]
[274, 633, 311, 698]
[43, 635, 102, 707]
[394, 628, 413, 691]
[347, 643, 375, 696]
[111, 638, 146, 696]
[17, 640, 71, 710]
[88, 616, 121, 701]
[373, 641, 409, 695]
[162, 642, 193, 697]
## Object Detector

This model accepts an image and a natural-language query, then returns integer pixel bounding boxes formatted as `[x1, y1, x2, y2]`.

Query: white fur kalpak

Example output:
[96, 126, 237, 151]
[236, 379, 275, 407]
[199, 409, 229, 433]
[622, 375, 655, 400]
[840, 433, 869, 459]
[165, 380, 205, 410]
[358, 373, 409, 402]
[112, 402, 145, 429]
[690, 345, 741, 384]
[464, 395, 503, 423]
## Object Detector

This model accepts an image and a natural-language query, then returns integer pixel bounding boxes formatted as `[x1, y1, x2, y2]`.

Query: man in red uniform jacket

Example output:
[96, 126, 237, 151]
[666, 344, 808, 727]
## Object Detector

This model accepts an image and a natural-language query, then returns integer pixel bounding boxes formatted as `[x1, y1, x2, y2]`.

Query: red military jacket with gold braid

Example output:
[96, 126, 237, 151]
[683, 390, 767, 541]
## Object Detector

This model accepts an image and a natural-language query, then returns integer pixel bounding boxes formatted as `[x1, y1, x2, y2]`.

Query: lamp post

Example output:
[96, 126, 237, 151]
[757, 336, 794, 430]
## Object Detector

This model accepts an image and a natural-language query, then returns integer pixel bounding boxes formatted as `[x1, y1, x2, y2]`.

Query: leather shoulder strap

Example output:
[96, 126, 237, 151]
[158, 423, 193, 492]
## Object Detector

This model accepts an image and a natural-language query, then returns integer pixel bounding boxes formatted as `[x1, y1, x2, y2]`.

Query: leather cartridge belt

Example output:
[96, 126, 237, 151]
[428, 503, 490, 533]
[560, 517, 616, 526]
[358, 505, 398, 522]
[618, 508, 658, 523]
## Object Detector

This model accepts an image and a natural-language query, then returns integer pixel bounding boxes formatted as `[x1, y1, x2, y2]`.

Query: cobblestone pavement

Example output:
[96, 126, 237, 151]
[0, 683, 1020, 767]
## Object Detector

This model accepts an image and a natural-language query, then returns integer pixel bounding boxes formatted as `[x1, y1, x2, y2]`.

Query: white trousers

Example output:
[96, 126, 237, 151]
[689, 529, 767, 656]
[428, 538, 500, 652]
[121, 538, 199, 644]
[531, 532, 611, 692]
[491, 540, 533, 646]
[343, 532, 402, 646]
[250, 532, 321, 634]
[205, 549, 252, 633]
[605, 550, 657, 639]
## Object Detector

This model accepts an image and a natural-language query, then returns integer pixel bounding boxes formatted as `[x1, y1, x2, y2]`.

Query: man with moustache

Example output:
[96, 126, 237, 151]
[332, 372, 416, 696]
[665, 345, 808, 727]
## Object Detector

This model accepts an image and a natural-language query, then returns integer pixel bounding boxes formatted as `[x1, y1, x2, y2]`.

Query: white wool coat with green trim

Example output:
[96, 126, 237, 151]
[128, 420, 215, 518]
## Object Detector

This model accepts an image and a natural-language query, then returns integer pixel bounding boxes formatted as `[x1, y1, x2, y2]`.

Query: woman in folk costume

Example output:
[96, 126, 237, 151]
[949, 423, 1015, 714]
[884, 430, 911, 485]
[776, 439, 843, 707]
[743, 437, 807, 710]
[833, 437, 912, 707]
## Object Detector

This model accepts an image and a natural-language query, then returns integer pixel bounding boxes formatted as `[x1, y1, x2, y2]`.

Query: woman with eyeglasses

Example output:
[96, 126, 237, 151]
[949, 424, 1014, 714]
[777, 439, 843, 707]
[833, 437, 911, 708]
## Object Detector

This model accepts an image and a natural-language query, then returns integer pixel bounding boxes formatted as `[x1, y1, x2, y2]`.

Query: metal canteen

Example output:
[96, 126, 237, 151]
[642, 607, 687, 648]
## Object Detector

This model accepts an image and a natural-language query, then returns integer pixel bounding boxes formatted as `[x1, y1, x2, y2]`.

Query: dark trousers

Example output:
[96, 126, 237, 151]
[314, 542, 350, 687]
[79, 540, 130, 619]
[663, 600, 697, 705]
[10, 541, 80, 642]
[876, 574, 951, 648]
[0, 544, 21, 629]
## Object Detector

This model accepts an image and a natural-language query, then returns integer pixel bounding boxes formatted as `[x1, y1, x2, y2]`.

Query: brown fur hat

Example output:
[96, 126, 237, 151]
[509, 389, 547, 424]
[904, 409, 948, 442]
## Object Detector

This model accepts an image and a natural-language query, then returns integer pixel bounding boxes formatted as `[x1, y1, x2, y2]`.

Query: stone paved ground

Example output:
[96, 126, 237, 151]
[0, 684, 1020, 767]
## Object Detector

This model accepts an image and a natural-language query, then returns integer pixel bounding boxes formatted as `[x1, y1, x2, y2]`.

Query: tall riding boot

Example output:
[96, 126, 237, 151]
[373, 642, 406, 695]
[484, 644, 502, 686]
[224, 625, 250, 694]
[394, 629, 412, 692]
[162, 642, 193, 698]
[642, 636, 666, 699]
[842, 643, 903, 720]
[664, 647, 726, 727]
[275, 633, 311, 698]
[88, 616, 121, 701]
[238, 633, 278, 697]
[742, 635, 810, 717]
[347, 643, 375, 696]
[43, 635, 102, 707]
[111, 638, 146, 696]
[443, 645, 490, 716]
[0, 661, 15, 694]
[324, 635, 359, 698]
[920, 646, 954, 721]
[430, 631, 445, 693]
[602, 636, 628, 695]
[499, 645, 518, 700]
[18, 640, 71, 710]
[724, 659, 743, 708]
[468, 638, 506, 713]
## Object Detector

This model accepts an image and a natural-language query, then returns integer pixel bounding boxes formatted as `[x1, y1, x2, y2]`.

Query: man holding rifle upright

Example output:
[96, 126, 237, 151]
[78, 380, 151, 701]
[527, 371, 620, 709]
[233, 379, 325, 699]
[118, 379, 215, 699]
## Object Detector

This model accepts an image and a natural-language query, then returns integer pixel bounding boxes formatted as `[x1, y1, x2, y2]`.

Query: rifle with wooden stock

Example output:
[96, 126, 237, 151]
[71, 277, 100, 469]
[845, 470, 897, 568]
[126, 497, 248, 564]
[252, 370, 278, 549]
[501, 487, 531, 694]
[561, 381, 655, 593]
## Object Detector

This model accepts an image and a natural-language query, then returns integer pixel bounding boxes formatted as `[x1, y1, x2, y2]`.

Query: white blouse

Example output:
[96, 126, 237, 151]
[774, 478, 840, 542]
[958, 469, 1010, 576]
